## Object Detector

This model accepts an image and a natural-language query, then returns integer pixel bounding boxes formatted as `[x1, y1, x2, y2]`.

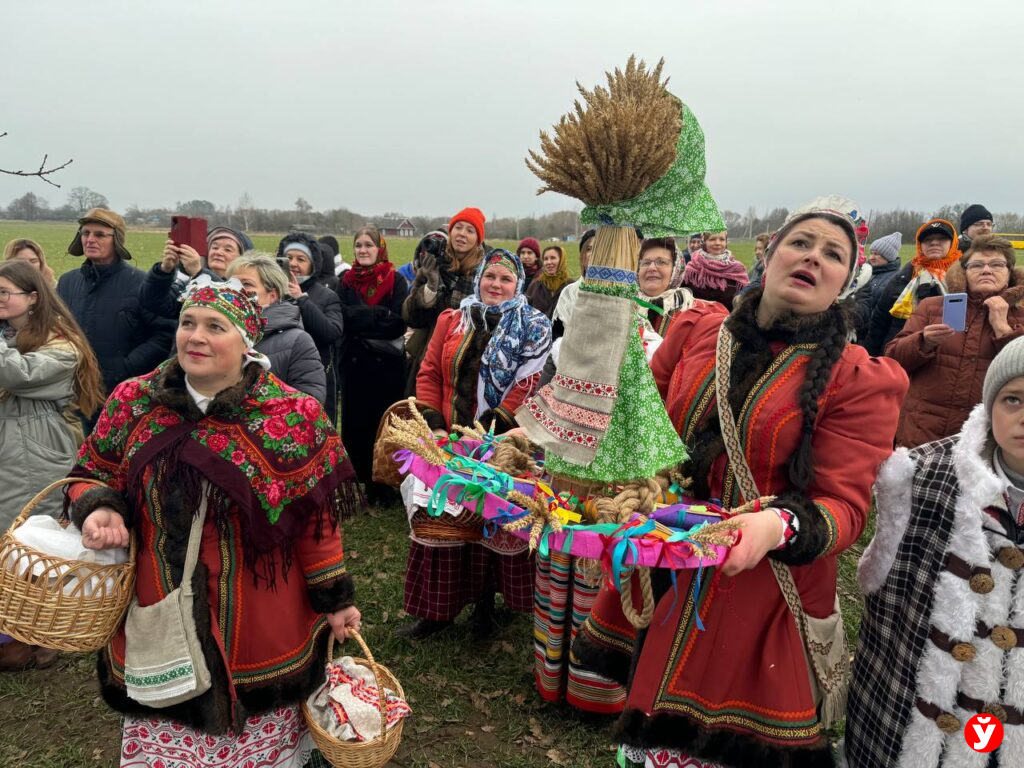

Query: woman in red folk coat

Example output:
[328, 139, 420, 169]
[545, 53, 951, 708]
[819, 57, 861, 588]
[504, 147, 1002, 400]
[574, 199, 908, 768]
[69, 278, 362, 768]
[399, 248, 552, 640]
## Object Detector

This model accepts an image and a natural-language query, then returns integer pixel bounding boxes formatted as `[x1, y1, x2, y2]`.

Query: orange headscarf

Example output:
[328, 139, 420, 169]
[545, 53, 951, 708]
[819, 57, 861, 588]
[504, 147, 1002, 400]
[910, 218, 961, 281]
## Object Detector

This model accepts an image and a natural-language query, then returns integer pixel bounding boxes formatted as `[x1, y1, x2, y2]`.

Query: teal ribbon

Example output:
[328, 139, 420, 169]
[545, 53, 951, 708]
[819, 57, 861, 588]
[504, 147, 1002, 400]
[426, 456, 514, 518]
[608, 519, 656, 593]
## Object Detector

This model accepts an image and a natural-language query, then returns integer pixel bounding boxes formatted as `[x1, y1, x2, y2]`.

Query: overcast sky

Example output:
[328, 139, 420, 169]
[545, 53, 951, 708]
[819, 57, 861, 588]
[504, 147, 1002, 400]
[2, 1, 1021, 221]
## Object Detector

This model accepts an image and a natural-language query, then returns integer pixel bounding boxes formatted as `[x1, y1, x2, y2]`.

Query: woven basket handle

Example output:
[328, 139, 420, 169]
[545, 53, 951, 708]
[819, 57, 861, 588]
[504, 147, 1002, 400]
[9, 477, 137, 560]
[326, 629, 388, 739]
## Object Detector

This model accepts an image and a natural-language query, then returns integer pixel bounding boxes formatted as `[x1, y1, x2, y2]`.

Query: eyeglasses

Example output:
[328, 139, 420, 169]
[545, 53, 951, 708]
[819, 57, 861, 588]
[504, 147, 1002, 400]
[965, 260, 1009, 272]
[79, 229, 115, 241]
[638, 258, 674, 270]
[0, 289, 30, 301]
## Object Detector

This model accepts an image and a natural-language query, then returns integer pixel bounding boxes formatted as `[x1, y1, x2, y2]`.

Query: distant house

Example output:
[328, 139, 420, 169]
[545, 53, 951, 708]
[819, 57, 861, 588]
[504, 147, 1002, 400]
[374, 217, 416, 238]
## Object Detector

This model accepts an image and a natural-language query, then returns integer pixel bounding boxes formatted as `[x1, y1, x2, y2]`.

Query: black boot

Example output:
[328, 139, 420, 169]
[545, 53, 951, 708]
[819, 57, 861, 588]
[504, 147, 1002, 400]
[468, 591, 496, 639]
[394, 618, 452, 640]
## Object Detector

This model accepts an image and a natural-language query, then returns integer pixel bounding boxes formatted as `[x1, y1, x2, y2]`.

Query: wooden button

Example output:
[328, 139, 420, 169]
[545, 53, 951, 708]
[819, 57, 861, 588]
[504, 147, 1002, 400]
[986, 703, 1008, 722]
[970, 573, 995, 594]
[936, 713, 961, 733]
[952, 643, 977, 662]
[991, 626, 1018, 650]
[997, 547, 1024, 570]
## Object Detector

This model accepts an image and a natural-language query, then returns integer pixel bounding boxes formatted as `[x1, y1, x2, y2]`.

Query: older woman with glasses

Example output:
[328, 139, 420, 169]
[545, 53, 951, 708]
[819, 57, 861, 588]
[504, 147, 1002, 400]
[887, 234, 1024, 447]
[636, 237, 697, 336]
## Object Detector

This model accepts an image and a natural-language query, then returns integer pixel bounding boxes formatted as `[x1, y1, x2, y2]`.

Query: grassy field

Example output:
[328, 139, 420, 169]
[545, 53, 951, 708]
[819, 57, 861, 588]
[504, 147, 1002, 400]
[0, 219, 876, 766]
[0, 219, 922, 280]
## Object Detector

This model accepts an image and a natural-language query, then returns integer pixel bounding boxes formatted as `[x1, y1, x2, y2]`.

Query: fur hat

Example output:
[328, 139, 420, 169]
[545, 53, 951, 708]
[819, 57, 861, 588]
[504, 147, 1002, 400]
[317, 235, 339, 257]
[69, 207, 132, 260]
[983, 335, 1024, 416]
[276, 232, 322, 277]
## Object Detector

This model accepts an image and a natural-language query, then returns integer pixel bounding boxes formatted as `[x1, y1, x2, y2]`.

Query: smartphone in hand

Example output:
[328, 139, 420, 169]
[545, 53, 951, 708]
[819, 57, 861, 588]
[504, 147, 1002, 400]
[169, 216, 209, 257]
[942, 292, 968, 332]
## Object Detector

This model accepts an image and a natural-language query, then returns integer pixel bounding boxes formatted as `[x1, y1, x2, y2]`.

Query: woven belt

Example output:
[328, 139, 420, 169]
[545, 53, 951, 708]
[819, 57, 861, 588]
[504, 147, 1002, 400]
[976, 621, 1024, 651]
[916, 697, 961, 733]
[944, 553, 995, 594]
[929, 626, 978, 662]
[956, 692, 1024, 726]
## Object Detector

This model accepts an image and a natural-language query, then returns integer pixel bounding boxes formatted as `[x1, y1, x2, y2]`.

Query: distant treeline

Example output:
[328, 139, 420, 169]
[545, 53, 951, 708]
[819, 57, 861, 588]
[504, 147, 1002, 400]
[2, 188, 1020, 243]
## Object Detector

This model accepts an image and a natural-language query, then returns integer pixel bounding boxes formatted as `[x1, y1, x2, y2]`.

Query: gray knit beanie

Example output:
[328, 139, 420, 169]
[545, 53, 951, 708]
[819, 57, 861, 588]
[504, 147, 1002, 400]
[983, 335, 1024, 416]
[869, 232, 903, 264]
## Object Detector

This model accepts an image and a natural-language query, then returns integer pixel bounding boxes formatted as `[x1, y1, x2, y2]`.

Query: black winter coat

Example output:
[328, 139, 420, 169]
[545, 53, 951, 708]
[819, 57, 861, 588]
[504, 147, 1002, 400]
[256, 301, 326, 403]
[296, 281, 344, 422]
[139, 264, 227, 320]
[852, 260, 900, 344]
[57, 259, 175, 395]
[864, 262, 944, 356]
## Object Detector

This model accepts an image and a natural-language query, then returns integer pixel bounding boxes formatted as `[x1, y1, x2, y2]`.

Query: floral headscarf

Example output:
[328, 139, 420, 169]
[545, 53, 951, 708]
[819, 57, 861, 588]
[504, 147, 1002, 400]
[457, 249, 552, 415]
[180, 274, 271, 370]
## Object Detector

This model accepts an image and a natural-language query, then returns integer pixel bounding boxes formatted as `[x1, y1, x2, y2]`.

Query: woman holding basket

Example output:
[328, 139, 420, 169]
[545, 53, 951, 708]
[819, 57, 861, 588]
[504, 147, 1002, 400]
[69, 276, 362, 767]
[573, 198, 908, 767]
[399, 248, 552, 640]
[0, 260, 104, 671]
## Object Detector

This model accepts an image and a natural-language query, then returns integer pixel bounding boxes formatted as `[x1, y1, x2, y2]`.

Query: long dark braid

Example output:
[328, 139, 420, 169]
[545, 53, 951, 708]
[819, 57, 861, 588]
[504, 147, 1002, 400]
[787, 301, 851, 491]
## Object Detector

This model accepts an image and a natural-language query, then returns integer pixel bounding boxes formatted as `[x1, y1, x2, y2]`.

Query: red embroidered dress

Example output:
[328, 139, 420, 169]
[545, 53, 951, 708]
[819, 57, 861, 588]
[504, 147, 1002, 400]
[67, 360, 358, 734]
[575, 301, 908, 766]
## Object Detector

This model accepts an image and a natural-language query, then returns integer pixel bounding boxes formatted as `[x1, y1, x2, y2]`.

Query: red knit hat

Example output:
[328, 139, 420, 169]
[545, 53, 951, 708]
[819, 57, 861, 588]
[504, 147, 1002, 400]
[449, 207, 486, 242]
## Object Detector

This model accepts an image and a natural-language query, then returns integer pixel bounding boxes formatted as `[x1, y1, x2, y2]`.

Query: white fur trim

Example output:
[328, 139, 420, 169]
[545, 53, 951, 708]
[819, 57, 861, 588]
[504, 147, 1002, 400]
[897, 710, 946, 768]
[860, 448, 916, 595]
[1001, 725, 1024, 767]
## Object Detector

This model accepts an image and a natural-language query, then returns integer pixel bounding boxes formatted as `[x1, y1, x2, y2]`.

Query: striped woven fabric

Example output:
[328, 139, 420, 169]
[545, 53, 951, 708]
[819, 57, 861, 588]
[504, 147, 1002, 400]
[533, 550, 625, 713]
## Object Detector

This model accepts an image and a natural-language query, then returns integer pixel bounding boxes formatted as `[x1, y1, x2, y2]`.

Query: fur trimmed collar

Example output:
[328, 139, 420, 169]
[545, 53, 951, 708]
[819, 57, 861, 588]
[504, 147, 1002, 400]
[155, 359, 263, 421]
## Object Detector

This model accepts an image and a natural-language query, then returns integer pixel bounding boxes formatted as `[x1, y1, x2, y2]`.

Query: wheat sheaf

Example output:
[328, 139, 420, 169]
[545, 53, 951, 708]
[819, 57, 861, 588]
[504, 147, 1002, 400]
[525, 55, 681, 207]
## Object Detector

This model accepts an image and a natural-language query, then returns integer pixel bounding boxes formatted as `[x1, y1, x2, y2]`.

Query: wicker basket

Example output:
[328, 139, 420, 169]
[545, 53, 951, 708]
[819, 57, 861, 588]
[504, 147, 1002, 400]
[372, 398, 433, 488]
[303, 630, 405, 768]
[0, 477, 136, 652]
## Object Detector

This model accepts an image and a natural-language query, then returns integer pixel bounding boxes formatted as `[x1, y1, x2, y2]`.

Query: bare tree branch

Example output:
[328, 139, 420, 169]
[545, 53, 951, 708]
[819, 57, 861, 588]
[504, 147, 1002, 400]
[0, 131, 74, 189]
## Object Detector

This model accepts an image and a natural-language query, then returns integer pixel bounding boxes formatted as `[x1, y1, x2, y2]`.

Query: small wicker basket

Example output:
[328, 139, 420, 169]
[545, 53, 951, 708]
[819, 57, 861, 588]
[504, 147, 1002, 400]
[303, 630, 405, 768]
[0, 477, 136, 652]
[372, 398, 433, 488]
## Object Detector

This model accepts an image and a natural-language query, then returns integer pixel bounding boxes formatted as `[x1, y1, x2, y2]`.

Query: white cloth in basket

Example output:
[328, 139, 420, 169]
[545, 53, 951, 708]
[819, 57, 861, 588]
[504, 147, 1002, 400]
[7, 515, 128, 596]
[306, 655, 411, 742]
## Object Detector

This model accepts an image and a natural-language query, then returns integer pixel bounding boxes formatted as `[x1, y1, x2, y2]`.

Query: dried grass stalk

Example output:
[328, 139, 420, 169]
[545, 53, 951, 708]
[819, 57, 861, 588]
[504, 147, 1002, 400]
[525, 55, 681, 206]
[588, 225, 641, 271]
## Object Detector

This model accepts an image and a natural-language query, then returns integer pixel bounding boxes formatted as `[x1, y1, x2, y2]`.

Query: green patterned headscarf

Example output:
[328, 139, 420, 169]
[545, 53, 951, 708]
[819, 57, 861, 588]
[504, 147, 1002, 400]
[580, 102, 724, 238]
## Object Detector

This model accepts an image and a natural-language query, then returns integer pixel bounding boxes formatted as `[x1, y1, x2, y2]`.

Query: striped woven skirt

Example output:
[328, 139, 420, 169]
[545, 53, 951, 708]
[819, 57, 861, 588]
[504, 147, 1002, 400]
[533, 550, 625, 713]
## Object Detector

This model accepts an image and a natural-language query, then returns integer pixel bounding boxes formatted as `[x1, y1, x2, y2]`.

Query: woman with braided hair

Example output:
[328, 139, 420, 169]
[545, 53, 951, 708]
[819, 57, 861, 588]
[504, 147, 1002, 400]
[573, 198, 909, 768]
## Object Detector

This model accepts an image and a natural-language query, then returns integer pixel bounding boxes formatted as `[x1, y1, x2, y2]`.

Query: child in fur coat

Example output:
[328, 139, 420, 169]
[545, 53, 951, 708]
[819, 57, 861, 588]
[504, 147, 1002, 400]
[847, 335, 1024, 767]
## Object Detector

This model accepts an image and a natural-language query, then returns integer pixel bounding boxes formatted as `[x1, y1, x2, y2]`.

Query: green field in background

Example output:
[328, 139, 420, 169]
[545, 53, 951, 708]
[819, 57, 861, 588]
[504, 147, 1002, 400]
[4, 220, 923, 280]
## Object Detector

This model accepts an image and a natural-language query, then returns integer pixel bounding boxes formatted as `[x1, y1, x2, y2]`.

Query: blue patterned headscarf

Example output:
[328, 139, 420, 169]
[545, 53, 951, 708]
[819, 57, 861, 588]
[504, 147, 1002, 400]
[457, 249, 553, 414]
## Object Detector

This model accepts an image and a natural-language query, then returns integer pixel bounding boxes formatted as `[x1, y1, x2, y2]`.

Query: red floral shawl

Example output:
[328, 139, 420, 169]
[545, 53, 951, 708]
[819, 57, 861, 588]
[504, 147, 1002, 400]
[70, 360, 359, 581]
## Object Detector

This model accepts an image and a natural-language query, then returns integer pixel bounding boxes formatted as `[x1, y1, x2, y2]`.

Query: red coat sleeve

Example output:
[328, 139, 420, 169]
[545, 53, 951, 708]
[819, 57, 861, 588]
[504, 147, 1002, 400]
[415, 309, 457, 415]
[804, 348, 909, 555]
[651, 302, 729, 400]
[294, 511, 353, 614]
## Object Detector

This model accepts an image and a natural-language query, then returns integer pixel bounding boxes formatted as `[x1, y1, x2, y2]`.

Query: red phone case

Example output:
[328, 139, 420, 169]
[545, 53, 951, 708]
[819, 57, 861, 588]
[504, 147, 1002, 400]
[169, 216, 209, 257]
